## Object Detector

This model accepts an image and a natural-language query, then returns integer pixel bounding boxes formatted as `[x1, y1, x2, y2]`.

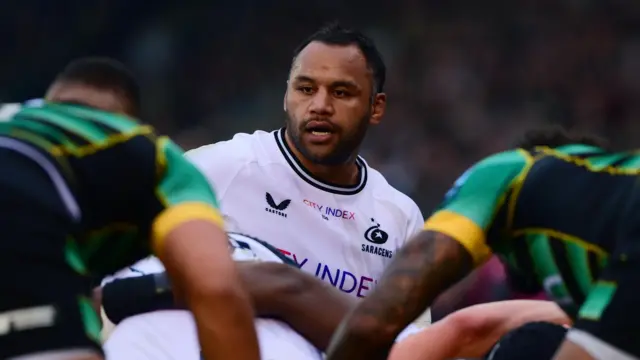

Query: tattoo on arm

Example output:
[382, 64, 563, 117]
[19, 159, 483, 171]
[326, 231, 474, 360]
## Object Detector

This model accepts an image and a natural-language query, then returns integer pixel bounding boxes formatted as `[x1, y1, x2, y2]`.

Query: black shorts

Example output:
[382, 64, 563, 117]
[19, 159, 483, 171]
[484, 322, 567, 360]
[0, 139, 102, 358]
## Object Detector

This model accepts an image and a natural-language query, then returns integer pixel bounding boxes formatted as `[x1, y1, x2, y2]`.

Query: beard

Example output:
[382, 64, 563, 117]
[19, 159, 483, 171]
[285, 112, 370, 166]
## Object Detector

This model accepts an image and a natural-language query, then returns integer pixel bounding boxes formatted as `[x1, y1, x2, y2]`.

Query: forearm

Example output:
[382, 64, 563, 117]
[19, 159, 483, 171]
[253, 262, 355, 350]
[187, 281, 258, 360]
[326, 231, 473, 360]
[158, 220, 260, 360]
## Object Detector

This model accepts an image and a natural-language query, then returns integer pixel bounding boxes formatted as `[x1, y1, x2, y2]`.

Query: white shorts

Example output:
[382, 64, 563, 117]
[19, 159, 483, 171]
[104, 310, 323, 360]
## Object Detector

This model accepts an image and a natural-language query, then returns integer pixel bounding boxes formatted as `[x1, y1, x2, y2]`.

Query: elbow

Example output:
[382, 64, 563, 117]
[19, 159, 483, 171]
[254, 263, 308, 314]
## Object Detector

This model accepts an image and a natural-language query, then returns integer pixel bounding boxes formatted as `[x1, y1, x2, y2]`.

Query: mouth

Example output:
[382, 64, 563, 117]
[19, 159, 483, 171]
[304, 120, 335, 144]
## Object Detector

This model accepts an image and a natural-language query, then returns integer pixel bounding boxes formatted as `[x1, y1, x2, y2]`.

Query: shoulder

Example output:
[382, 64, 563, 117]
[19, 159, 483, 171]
[363, 160, 423, 224]
[186, 130, 270, 164]
[186, 130, 278, 168]
[367, 163, 420, 212]
[450, 149, 530, 191]
[185, 130, 276, 191]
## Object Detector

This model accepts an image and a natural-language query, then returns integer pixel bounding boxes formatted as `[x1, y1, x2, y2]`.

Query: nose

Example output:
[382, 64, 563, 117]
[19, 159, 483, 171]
[308, 88, 334, 116]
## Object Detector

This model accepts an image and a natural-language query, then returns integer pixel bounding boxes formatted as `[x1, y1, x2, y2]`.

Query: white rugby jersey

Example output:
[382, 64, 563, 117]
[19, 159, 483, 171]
[187, 128, 424, 299]
[103, 234, 323, 360]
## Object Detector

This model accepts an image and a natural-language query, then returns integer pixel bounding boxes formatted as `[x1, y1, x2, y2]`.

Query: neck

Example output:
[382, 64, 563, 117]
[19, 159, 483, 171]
[285, 131, 360, 186]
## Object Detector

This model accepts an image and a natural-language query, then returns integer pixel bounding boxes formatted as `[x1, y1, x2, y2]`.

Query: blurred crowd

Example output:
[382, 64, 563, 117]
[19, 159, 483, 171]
[2, 0, 639, 318]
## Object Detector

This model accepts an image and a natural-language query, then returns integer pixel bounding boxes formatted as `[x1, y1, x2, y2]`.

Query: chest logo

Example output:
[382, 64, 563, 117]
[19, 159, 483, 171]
[364, 218, 389, 244]
[265, 192, 290, 218]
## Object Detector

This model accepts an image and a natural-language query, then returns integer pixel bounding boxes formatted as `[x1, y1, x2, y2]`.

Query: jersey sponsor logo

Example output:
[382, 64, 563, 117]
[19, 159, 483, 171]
[361, 218, 393, 258]
[277, 248, 378, 298]
[303, 199, 356, 221]
[265, 192, 291, 218]
[0, 305, 56, 335]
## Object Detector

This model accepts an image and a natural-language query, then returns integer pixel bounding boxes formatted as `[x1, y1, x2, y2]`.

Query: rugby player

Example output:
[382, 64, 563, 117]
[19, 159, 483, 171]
[185, 22, 429, 322]
[327, 127, 638, 360]
[0, 58, 259, 360]
[101, 233, 334, 359]
[100, 254, 570, 359]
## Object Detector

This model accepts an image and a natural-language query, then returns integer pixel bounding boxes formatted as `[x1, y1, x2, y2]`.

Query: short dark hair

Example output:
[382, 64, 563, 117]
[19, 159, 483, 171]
[55, 57, 141, 114]
[514, 125, 608, 151]
[292, 22, 386, 94]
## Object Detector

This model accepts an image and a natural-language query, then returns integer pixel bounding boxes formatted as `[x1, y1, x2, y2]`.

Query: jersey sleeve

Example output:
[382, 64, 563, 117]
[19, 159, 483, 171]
[150, 137, 225, 254]
[424, 149, 531, 266]
[407, 203, 425, 239]
[185, 136, 249, 202]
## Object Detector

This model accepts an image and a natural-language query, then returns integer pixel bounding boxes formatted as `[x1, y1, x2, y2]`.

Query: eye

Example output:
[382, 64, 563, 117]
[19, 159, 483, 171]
[297, 86, 314, 95]
[333, 89, 349, 98]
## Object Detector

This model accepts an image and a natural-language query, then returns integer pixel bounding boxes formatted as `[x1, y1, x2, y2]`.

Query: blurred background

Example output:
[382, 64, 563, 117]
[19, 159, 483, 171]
[2, 0, 639, 319]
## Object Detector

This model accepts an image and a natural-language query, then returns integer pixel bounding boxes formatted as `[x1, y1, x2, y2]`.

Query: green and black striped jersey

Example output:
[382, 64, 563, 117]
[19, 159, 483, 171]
[425, 144, 640, 317]
[0, 103, 224, 277]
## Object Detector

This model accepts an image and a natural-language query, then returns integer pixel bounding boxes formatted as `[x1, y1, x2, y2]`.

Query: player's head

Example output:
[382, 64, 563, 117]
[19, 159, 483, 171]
[45, 57, 141, 117]
[284, 22, 387, 165]
[514, 125, 608, 151]
[484, 321, 568, 360]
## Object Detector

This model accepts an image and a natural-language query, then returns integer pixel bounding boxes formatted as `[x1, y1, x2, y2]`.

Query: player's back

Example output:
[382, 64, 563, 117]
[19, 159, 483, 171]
[492, 144, 640, 311]
[511, 144, 639, 252]
[0, 102, 169, 276]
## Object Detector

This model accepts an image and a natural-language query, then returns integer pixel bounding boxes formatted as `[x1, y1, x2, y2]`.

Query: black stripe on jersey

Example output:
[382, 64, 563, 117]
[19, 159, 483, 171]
[568, 151, 606, 159]
[45, 106, 122, 138]
[511, 235, 538, 286]
[549, 237, 586, 305]
[609, 153, 637, 167]
[51, 106, 122, 135]
[587, 251, 602, 282]
[14, 114, 90, 146]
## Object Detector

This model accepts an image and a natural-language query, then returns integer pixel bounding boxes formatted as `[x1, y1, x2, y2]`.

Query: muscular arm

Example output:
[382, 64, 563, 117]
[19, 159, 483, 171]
[389, 300, 571, 360]
[326, 230, 474, 360]
[100, 261, 355, 351]
[156, 218, 259, 360]
[237, 262, 355, 350]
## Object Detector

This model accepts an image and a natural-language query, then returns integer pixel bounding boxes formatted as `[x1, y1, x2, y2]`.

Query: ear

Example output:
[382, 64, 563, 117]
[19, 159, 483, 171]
[283, 92, 288, 112]
[283, 80, 289, 112]
[369, 93, 386, 126]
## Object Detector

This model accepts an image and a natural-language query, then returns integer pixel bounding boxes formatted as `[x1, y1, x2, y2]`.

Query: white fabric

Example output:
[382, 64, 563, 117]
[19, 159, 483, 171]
[567, 329, 639, 360]
[103, 235, 323, 360]
[102, 129, 431, 356]
[187, 129, 424, 300]
[10, 349, 100, 360]
[0, 103, 22, 122]
[104, 311, 322, 360]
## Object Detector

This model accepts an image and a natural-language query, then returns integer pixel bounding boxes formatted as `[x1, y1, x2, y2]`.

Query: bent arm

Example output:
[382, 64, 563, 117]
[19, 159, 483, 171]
[237, 262, 355, 350]
[154, 212, 259, 360]
[326, 231, 474, 360]
[100, 260, 355, 351]
[389, 300, 571, 360]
